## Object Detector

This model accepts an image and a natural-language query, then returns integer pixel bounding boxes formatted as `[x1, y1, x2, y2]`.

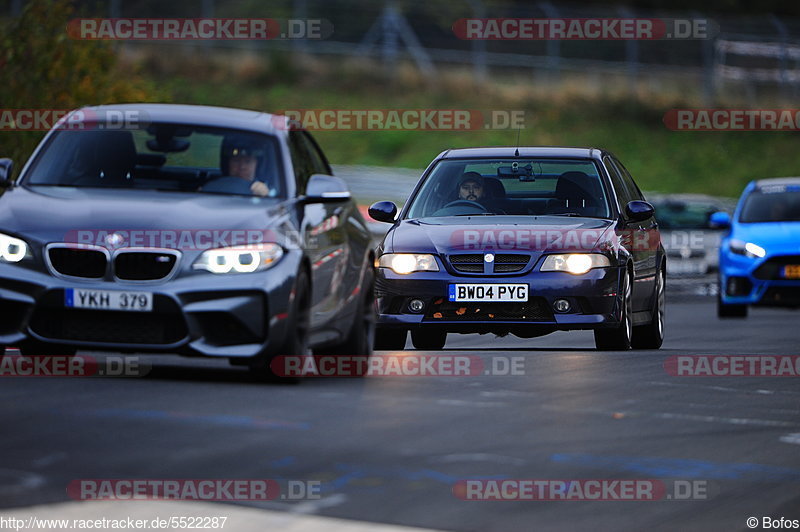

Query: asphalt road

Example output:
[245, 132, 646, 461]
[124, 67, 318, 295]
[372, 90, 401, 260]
[1, 299, 799, 532]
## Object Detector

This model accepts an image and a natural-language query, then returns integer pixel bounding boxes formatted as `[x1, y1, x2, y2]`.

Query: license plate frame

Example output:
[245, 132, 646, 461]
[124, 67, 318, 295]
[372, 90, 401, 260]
[65, 288, 154, 312]
[448, 284, 529, 302]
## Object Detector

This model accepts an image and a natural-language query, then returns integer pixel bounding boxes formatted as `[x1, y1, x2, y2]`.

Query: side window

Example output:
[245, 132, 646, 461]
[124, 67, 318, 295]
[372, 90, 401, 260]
[300, 132, 331, 176]
[604, 156, 632, 210]
[288, 131, 314, 193]
[612, 157, 645, 201]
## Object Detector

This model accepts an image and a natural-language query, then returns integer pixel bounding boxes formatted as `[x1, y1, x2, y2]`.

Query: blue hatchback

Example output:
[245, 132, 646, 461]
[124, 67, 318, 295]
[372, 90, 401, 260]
[713, 178, 800, 317]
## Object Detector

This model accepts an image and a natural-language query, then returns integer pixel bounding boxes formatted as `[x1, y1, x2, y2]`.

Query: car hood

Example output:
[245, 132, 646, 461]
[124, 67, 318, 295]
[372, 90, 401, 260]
[732, 222, 800, 254]
[387, 216, 615, 257]
[0, 185, 288, 246]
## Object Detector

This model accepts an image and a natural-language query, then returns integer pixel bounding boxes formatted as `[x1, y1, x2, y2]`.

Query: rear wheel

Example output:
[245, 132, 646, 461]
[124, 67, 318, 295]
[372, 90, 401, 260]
[632, 268, 665, 349]
[374, 328, 407, 350]
[248, 269, 310, 383]
[717, 292, 748, 318]
[594, 271, 633, 350]
[411, 328, 447, 350]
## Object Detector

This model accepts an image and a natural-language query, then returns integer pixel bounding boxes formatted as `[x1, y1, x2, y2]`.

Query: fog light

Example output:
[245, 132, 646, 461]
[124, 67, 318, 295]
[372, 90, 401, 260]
[408, 299, 425, 313]
[553, 299, 571, 313]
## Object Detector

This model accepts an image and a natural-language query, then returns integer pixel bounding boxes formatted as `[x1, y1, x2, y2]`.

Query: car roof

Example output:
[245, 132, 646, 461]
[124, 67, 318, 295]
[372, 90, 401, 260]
[439, 146, 603, 159]
[74, 103, 286, 135]
[754, 177, 800, 187]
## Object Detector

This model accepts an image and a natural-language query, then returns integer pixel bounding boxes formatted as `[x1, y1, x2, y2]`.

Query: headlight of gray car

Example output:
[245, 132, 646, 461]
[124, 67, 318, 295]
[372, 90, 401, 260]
[0, 232, 31, 263]
[193, 243, 283, 274]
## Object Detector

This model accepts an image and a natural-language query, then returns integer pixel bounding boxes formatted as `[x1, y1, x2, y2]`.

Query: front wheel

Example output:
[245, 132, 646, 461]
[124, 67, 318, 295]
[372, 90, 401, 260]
[411, 328, 447, 350]
[594, 270, 633, 350]
[632, 268, 665, 349]
[717, 292, 748, 318]
[248, 269, 311, 383]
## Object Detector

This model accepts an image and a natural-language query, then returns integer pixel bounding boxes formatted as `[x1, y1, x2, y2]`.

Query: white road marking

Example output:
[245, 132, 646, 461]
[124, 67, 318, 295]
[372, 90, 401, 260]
[779, 433, 800, 445]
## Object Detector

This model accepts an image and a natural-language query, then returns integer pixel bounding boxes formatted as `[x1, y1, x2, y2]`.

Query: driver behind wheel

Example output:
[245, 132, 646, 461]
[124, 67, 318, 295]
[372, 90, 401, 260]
[202, 138, 271, 197]
[457, 172, 485, 202]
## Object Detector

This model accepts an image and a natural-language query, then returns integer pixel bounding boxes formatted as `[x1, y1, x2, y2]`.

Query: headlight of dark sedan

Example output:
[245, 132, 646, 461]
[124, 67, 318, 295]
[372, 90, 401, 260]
[193, 244, 283, 274]
[378, 253, 439, 274]
[540, 253, 611, 275]
[0, 232, 31, 263]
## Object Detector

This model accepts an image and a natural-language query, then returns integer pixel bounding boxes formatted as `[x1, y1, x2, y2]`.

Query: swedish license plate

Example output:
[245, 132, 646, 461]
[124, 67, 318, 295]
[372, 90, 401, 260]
[65, 288, 153, 312]
[783, 265, 800, 279]
[448, 284, 528, 302]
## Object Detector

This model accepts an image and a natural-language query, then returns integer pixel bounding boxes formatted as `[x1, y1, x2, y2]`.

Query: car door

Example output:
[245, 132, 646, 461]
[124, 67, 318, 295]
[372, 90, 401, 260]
[607, 156, 658, 309]
[288, 130, 350, 333]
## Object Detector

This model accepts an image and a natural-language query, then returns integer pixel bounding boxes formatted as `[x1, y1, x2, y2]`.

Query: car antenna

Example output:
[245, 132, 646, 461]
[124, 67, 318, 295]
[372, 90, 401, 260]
[514, 128, 520, 157]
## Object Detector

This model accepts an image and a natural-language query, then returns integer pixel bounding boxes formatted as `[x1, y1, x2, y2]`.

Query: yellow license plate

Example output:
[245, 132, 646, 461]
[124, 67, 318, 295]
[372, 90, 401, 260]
[783, 265, 800, 279]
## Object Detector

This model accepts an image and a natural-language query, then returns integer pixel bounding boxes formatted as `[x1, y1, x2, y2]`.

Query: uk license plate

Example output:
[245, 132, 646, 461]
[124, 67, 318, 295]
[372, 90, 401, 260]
[448, 284, 528, 302]
[65, 288, 153, 312]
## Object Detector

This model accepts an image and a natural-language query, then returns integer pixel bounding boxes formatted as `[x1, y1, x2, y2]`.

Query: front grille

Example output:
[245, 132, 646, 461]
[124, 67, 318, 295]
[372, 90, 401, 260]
[48, 247, 107, 279]
[30, 308, 187, 344]
[754, 255, 800, 280]
[114, 251, 177, 281]
[450, 254, 484, 273]
[449, 254, 530, 274]
[425, 297, 552, 321]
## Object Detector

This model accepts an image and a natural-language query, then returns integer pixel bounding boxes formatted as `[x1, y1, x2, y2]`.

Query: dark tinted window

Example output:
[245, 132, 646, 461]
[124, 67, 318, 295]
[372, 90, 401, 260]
[300, 132, 331, 175]
[740, 187, 800, 223]
[611, 157, 644, 201]
[604, 156, 632, 208]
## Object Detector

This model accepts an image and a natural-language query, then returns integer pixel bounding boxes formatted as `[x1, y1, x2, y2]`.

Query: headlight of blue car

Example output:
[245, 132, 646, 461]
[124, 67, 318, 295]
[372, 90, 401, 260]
[729, 239, 766, 259]
[378, 253, 440, 274]
[540, 253, 611, 275]
[193, 243, 284, 274]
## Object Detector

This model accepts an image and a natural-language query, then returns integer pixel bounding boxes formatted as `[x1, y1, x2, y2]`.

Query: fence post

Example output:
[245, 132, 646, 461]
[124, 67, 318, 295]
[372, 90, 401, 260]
[769, 14, 791, 100]
[617, 6, 638, 94]
[466, 0, 487, 82]
[293, 0, 308, 54]
[109, 0, 121, 18]
[537, 2, 560, 83]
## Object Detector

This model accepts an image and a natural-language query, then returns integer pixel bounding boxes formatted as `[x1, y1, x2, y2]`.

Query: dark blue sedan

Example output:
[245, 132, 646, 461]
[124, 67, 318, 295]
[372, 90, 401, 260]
[368, 147, 666, 351]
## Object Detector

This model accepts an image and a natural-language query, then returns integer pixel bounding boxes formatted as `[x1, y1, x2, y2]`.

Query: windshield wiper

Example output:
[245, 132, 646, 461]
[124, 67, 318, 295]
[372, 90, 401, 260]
[454, 212, 498, 216]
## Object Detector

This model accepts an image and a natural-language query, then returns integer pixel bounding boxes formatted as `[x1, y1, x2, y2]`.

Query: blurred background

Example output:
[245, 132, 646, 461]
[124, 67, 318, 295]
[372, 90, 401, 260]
[2, 0, 800, 291]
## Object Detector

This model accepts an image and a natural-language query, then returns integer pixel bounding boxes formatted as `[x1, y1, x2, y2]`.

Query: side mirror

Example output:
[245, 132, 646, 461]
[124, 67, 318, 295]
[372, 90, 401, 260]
[0, 159, 13, 187]
[709, 211, 731, 229]
[368, 201, 398, 223]
[625, 200, 655, 222]
[301, 174, 351, 203]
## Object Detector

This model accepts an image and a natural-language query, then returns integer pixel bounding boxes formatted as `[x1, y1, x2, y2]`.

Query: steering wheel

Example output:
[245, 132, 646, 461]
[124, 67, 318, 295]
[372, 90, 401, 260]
[440, 200, 489, 213]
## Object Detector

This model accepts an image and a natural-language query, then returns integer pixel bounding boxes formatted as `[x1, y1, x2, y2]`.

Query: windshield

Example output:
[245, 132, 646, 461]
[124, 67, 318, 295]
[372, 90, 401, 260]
[405, 158, 611, 219]
[24, 124, 285, 198]
[739, 186, 800, 223]
[651, 200, 723, 229]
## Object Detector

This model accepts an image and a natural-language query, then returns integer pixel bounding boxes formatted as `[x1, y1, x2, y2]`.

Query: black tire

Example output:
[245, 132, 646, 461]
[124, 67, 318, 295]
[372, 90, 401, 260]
[249, 268, 310, 383]
[374, 328, 407, 350]
[717, 292, 748, 318]
[594, 270, 633, 350]
[313, 268, 375, 376]
[632, 268, 665, 349]
[411, 328, 447, 350]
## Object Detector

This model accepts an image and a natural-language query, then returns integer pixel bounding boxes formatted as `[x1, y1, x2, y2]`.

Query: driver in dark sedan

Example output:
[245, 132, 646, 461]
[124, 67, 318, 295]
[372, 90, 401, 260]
[202, 141, 271, 197]
[457, 172, 485, 202]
